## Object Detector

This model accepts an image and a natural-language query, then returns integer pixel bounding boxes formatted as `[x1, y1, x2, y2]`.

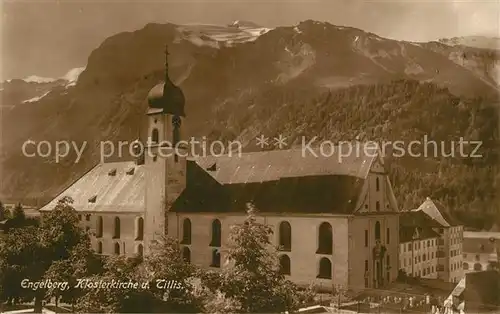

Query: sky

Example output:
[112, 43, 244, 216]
[1, 0, 499, 80]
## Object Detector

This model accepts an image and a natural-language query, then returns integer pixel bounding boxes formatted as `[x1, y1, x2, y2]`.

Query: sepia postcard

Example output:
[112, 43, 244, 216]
[0, 0, 499, 313]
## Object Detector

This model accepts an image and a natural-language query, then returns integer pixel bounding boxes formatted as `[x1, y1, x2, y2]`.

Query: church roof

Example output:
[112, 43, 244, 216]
[192, 147, 374, 184]
[171, 147, 377, 214]
[39, 161, 146, 213]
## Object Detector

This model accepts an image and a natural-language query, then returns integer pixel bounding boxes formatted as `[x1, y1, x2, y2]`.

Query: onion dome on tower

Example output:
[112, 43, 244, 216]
[147, 45, 186, 117]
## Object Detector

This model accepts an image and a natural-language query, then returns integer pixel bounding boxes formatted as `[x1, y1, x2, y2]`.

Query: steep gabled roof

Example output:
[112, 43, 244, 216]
[413, 197, 461, 227]
[172, 147, 376, 214]
[39, 162, 145, 213]
[192, 147, 375, 184]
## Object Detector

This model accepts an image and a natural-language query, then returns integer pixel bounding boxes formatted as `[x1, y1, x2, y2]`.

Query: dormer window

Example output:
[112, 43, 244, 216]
[108, 169, 117, 176]
[88, 195, 97, 203]
[207, 163, 217, 171]
[126, 167, 135, 175]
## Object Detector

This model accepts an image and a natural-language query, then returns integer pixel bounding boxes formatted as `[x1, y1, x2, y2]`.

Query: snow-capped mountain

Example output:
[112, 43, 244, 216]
[1, 20, 499, 208]
[22, 75, 58, 83]
[1, 66, 86, 107]
[438, 36, 500, 50]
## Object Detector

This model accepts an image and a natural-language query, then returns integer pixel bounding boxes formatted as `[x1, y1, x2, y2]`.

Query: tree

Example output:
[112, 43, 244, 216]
[12, 203, 25, 221]
[0, 201, 7, 221]
[0, 196, 96, 312]
[142, 236, 205, 312]
[202, 203, 315, 313]
[74, 255, 155, 313]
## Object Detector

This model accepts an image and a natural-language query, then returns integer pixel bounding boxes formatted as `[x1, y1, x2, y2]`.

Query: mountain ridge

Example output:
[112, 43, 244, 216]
[1, 21, 499, 227]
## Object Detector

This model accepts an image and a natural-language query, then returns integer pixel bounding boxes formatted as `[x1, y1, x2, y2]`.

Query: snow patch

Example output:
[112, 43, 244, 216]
[354, 36, 359, 43]
[23, 75, 56, 83]
[62, 67, 85, 87]
[294, 26, 302, 34]
[22, 91, 50, 103]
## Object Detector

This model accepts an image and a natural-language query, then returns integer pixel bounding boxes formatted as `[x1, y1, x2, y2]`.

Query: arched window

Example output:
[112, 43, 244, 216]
[182, 218, 192, 244]
[96, 216, 103, 238]
[151, 128, 159, 143]
[375, 221, 381, 241]
[137, 244, 144, 257]
[182, 246, 191, 263]
[376, 177, 380, 191]
[317, 222, 333, 254]
[135, 217, 144, 240]
[279, 255, 291, 275]
[211, 248, 220, 268]
[114, 242, 120, 255]
[278, 221, 292, 251]
[113, 217, 121, 239]
[318, 257, 332, 279]
[376, 201, 380, 211]
[210, 219, 221, 247]
[97, 241, 102, 254]
[474, 263, 482, 271]
[463, 262, 469, 270]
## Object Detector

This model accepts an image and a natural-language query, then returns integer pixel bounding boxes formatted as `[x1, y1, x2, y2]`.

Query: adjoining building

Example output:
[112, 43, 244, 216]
[412, 197, 464, 283]
[462, 231, 500, 273]
[39, 47, 401, 292]
[399, 210, 441, 279]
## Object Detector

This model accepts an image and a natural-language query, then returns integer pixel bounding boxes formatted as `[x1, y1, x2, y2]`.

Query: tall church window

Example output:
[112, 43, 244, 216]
[113, 217, 121, 239]
[376, 177, 380, 191]
[317, 257, 332, 279]
[96, 216, 103, 238]
[278, 221, 292, 251]
[279, 254, 291, 275]
[210, 219, 221, 247]
[182, 246, 191, 263]
[114, 242, 120, 255]
[97, 241, 102, 254]
[137, 244, 144, 257]
[317, 222, 333, 254]
[386, 228, 390, 244]
[182, 218, 192, 244]
[211, 249, 220, 268]
[151, 128, 159, 144]
[375, 221, 381, 241]
[135, 217, 144, 240]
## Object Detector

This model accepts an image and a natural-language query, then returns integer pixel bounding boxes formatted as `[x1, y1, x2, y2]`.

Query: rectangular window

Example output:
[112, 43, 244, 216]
[364, 230, 368, 247]
[365, 260, 368, 272]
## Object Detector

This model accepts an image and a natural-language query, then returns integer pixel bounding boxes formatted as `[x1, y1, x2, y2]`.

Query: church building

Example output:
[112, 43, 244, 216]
[39, 47, 401, 291]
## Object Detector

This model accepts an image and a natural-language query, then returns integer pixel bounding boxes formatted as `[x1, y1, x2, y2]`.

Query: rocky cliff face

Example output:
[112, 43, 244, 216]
[1, 21, 499, 222]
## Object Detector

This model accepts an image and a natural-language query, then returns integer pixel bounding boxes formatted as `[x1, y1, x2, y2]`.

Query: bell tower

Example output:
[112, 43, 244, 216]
[144, 45, 187, 251]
